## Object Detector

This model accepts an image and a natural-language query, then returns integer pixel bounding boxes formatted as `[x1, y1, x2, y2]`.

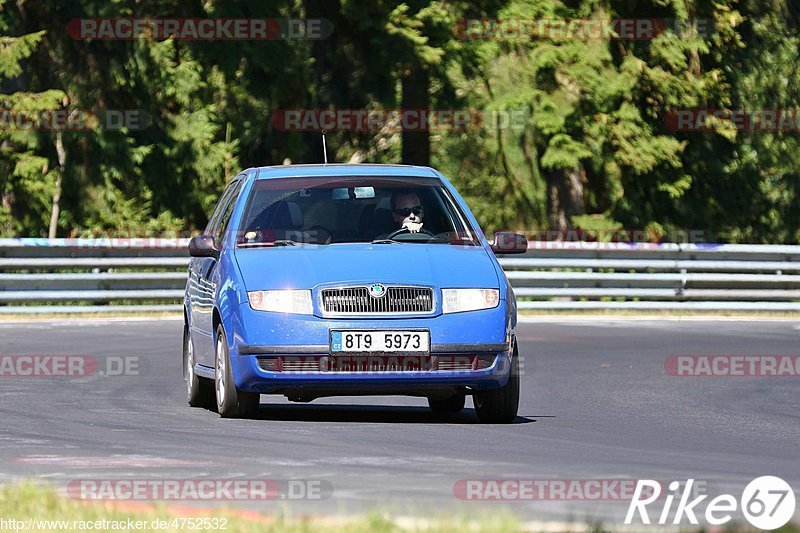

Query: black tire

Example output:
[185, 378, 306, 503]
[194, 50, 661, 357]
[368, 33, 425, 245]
[214, 325, 260, 418]
[428, 394, 466, 413]
[183, 324, 214, 408]
[473, 345, 520, 424]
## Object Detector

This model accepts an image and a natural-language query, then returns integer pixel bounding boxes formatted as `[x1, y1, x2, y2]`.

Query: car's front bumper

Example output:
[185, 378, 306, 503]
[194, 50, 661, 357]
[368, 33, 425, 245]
[225, 301, 514, 396]
[235, 351, 511, 397]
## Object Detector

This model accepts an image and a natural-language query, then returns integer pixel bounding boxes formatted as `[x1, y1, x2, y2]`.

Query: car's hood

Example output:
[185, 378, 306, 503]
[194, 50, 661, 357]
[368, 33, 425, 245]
[235, 243, 499, 291]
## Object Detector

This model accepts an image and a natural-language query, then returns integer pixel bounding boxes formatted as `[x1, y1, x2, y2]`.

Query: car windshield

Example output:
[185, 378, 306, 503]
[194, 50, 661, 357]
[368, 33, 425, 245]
[236, 176, 479, 246]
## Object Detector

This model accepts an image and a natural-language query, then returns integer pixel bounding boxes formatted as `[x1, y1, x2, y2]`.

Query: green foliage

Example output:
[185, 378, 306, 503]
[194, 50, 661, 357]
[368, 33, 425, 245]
[0, 23, 67, 236]
[541, 134, 592, 170]
[0, 0, 798, 242]
[570, 213, 623, 241]
[0, 31, 44, 78]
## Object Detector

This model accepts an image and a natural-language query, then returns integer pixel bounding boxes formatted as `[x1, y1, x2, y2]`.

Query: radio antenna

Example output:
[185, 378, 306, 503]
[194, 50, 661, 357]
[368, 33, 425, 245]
[322, 133, 328, 164]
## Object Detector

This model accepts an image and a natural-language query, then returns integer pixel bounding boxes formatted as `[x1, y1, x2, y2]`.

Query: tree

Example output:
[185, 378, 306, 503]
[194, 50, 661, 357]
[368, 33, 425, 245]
[1, 0, 798, 242]
[0, 10, 66, 236]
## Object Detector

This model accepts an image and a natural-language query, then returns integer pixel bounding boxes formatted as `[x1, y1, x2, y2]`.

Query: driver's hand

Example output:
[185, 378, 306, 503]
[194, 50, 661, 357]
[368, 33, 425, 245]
[403, 221, 424, 233]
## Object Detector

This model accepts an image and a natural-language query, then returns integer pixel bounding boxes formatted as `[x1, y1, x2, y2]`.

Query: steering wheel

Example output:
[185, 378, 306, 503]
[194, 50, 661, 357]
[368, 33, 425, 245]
[308, 224, 332, 244]
[386, 226, 436, 240]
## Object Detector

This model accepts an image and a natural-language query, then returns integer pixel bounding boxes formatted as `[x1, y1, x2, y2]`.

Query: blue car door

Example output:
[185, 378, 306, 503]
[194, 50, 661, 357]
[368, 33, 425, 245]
[189, 179, 242, 365]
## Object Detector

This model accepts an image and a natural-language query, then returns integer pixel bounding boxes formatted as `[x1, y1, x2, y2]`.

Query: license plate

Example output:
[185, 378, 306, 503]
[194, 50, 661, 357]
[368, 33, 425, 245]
[331, 330, 430, 353]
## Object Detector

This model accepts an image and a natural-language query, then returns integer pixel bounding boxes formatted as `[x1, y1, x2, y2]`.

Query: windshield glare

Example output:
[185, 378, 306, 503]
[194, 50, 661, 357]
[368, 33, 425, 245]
[237, 176, 478, 246]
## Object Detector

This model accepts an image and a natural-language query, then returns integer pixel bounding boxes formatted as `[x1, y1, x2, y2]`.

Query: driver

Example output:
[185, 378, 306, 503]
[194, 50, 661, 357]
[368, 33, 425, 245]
[390, 190, 425, 233]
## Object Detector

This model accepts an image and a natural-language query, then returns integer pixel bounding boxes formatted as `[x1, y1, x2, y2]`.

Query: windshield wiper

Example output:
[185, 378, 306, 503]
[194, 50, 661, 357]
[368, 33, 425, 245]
[371, 239, 398, 244]
[238, 240, 305, 248]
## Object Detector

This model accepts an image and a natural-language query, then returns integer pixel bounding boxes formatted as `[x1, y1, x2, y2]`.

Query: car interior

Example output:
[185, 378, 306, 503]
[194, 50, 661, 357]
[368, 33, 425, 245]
[238, 183, 468, 245]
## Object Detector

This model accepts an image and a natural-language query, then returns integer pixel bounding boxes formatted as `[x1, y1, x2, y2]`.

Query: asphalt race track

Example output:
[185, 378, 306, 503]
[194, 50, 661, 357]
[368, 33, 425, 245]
[1, 317, 798, 526]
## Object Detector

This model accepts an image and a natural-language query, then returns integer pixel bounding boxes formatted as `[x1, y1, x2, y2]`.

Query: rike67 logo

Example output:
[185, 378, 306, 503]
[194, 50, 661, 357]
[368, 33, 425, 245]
[626, 476, 796, 530]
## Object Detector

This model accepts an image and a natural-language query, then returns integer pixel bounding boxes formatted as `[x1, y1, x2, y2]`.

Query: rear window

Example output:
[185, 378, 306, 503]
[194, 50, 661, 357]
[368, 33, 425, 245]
[236, 176, 478, 246]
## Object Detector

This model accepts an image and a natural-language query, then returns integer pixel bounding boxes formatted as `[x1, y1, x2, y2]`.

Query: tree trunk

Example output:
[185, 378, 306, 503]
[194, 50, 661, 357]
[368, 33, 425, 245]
[401, 68, 430, 166]
[546, 167, 584, 233]
[1, 192, 13, 236]
[48, 131, 65, 239]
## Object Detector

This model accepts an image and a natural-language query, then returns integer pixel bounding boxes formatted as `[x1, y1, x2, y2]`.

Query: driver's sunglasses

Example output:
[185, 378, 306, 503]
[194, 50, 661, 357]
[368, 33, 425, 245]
[393, 205, 423, 217]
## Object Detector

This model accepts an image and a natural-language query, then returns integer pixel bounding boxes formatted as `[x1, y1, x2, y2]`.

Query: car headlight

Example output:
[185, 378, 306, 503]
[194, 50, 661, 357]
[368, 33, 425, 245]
[247, 290, 313, 314]
[442, 288, 500, 314]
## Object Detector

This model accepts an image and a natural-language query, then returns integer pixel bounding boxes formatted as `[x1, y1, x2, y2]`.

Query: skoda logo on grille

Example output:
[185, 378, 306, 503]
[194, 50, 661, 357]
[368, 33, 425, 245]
[368, 283, 387, 298]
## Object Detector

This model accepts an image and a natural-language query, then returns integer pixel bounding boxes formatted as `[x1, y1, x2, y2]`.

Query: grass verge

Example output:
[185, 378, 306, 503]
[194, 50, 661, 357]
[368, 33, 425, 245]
[0, 482, 521, 532]
[1, 482, 797, 532]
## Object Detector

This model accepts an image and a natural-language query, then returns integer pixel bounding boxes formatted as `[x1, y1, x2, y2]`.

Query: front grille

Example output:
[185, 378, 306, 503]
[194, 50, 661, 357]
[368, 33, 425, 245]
[320, 286, 434, 315]
[257, 355, 496, 373]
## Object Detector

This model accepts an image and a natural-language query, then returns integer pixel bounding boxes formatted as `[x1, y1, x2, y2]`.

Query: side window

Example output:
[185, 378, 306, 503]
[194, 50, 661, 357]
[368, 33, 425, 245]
[205, 183, 237, 235]
[213, 180, 244, 243]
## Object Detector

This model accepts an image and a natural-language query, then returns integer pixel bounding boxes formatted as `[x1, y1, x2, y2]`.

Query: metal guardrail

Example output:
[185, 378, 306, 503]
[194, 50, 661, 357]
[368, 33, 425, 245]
[0, 238, 188, 314]
[1, 238, 800, 313]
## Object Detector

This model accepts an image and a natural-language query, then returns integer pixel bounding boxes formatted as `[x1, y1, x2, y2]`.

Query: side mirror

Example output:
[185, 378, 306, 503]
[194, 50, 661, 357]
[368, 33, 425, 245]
[490, 232, 528, 254]
[188, 235, 220, 258]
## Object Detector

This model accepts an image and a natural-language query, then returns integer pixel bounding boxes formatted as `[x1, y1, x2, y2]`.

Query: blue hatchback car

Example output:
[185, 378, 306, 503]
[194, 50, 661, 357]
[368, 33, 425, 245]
[183, 164, 527, 422]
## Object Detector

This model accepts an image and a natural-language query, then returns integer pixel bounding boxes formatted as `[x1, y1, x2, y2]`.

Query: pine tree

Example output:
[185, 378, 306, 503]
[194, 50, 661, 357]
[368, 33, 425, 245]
[0, 13, 66, 236]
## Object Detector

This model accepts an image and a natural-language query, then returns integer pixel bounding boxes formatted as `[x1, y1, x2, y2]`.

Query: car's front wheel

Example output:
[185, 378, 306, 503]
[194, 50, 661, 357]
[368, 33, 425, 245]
[473, 345, 520, 424]
[214, 325, 260, 418]
[184, 324, 213, 408]
[428, 394, 465, 413]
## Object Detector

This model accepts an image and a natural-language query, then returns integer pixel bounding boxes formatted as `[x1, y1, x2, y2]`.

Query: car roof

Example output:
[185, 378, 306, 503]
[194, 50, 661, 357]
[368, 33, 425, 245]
[249, 164, 439, 180]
